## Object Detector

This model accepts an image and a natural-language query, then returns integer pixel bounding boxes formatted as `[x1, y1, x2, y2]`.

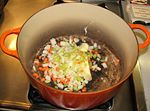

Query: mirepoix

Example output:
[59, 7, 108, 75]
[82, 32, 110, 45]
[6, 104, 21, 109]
[32, 35, 122, 92]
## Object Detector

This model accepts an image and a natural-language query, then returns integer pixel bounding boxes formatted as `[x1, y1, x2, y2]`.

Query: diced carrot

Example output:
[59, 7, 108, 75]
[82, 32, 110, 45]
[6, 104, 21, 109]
[91, 60, 95, 62]
[81, 87, 87, 92]
[44, 58, 49, 63]
[36, 62, 41, 66]
[33, 73, 40, 79]
[38, 67, 43, 71]
[90, 55, 92, 58]
[38, 56, 42, 60]
[48, 47, 53, 53]
[91, 50, 95, 53]
[38, 67, 48, 71]
[52, 77, 57, 82]
[49, 73, 53, 77]
[94, 51, 99, 55]
[43, 66, 49, 70]
[61, 78, 70, 84]
[34, 60, 40, 66]
[66, 78, 70, 84]
[48, 70, 53, 77]
[56, 67, 60, 71]
[40, 78, 45, 82]
[61, 79, 66, 84]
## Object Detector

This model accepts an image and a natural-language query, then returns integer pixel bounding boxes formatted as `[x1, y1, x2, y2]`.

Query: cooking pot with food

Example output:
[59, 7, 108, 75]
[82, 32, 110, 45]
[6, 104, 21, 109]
[0, 3, 150, 110]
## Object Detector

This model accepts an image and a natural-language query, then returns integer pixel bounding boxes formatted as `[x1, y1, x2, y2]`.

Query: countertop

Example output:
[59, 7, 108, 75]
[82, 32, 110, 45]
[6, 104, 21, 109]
[0, 0, 55, 109]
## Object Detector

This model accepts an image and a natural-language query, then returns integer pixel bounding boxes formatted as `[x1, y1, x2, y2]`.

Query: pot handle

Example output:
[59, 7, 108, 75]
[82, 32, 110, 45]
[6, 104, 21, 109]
[129, 23, 150, 49]
[0, 28, 21, 59]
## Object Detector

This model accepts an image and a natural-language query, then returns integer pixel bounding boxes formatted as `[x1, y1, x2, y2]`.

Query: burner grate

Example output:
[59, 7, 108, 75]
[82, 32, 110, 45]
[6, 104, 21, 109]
[28, 86, 113, 111]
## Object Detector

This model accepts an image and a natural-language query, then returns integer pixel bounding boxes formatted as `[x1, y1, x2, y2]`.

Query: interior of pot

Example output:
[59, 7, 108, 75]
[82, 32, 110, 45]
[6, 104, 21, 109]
[17, 3, 138, 89]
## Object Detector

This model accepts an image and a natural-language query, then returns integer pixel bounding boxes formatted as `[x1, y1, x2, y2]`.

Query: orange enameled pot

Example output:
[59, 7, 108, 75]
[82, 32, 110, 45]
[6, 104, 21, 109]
[0, 3, 150, 110]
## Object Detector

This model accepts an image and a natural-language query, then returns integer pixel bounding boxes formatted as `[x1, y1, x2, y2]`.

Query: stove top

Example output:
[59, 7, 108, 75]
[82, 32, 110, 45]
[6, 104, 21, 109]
[0, 0, 147, 111]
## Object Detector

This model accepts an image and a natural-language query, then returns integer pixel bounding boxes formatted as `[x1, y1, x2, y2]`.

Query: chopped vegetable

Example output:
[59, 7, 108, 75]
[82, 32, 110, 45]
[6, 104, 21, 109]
[101, 62, 107, 69]
[32, 35, 121, 92]
[33, 73, 40, 79]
